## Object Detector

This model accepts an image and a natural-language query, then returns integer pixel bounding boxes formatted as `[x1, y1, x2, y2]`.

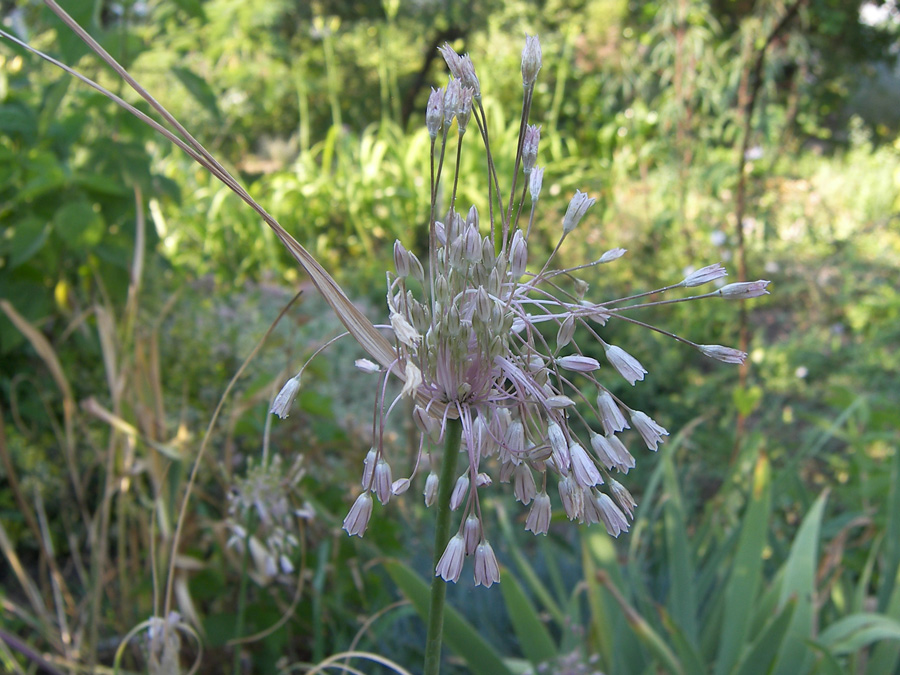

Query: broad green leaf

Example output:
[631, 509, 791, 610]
[384, 559, 514, 675]
[771, 492, 828, 675]
[499, 570, 557, 667]
[54, 200, 105, 248]
[715, 453, 772, 675]
[5, 218, 49, 270]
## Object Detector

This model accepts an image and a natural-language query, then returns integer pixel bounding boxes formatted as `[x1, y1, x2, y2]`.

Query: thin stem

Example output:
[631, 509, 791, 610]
[232, 509, 255, 674]
[423, 417, 463, 675]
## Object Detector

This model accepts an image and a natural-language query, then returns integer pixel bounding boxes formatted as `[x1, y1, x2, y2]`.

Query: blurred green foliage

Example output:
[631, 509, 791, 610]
[1, 0, 898, 673]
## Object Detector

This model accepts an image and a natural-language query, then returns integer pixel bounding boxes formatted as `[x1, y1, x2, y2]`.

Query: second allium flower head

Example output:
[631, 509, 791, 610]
[274, 35, 768, 586]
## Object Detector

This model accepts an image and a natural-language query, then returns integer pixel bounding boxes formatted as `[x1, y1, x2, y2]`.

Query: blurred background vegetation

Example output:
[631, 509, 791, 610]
[1, 0, 899, 673]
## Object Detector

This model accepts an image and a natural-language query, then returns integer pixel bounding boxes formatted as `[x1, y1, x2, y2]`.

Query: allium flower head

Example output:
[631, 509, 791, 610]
[270, 34, 770, 585]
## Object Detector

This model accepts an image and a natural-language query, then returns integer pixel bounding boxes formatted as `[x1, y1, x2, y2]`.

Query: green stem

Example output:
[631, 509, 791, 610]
[423, 417, 463, 675]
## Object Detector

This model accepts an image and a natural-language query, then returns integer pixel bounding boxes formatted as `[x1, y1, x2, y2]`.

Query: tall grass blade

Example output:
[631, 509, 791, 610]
[714, 452, 772, 675]
[662, 446, 699, 647]
[771, 491, 828, 675]
[498, 569, 557, 667]
[731, 596, 797, 675]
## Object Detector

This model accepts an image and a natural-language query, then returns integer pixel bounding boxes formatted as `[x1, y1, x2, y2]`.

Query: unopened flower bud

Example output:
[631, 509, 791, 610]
[716, 280, 771, 299]
[464, 515, 482, 555]
[426, 87, 444, 138]
[510, 230, 527, 278]
[393, 240, 410, 277]
[450, 473, 469, 510]
[562, 190, 596, 234]
[423, 472, 439, 506]
[391, 478, 410, 495]
[529, 166, 544, 202]
[408, 251, 425, 283]
[556, 315, 576, 347]
[682, 262, 727, 287]
[354, 358, 381, 374]
[374, 460, 393, 504]
[698, 344, 746, 364]
[521, 34, 542, 86]
[557, 355, 600, 372]
[270, 373, 302, 419]
[522, 125, 540, 173]
[599, 248, 626, 263]
[361, 448, 377, 488]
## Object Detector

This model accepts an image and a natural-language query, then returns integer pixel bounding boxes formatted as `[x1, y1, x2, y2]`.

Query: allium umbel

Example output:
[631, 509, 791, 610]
[269, 36, 769, 584]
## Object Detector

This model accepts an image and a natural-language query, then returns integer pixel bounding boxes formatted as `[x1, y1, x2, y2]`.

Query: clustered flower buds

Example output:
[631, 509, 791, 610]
[226, 455, 307, 582]
[272, 35, 770, 587]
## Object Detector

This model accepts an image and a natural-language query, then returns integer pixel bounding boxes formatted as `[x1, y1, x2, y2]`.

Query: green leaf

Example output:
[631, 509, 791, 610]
[499, 569, 557, 667]
[5, 218, 49, 270]
[818, 613, 900, 655]
[732, 597, 797, 675]
[53, 200, 105, 248]
[172, 66, 221, 121]
[662, 449, 698, 647]
[715, 454, 772, 675]
[384, 559, 514, 675]
[733, 385, 763, 417]
[771, 492, 829, 675]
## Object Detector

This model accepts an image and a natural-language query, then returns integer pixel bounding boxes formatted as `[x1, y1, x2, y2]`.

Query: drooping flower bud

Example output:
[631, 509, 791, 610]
[423, 471, 439, 506]
[450, 473, 469, 510]
[525, 491, 551, 535]
[435, 533, 465, 582]
[630, 410, 668, 451]
[596, 391, 629, 434]
[474, 541, 500, 587]
[603, 344, 647, 385]
[342, 493, 373, 537]
[270, 373, 302, 419]
[464, 515, 482, 555]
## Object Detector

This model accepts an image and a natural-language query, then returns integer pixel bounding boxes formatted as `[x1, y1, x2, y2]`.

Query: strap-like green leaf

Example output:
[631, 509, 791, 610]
[384, 559, 514, 675]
